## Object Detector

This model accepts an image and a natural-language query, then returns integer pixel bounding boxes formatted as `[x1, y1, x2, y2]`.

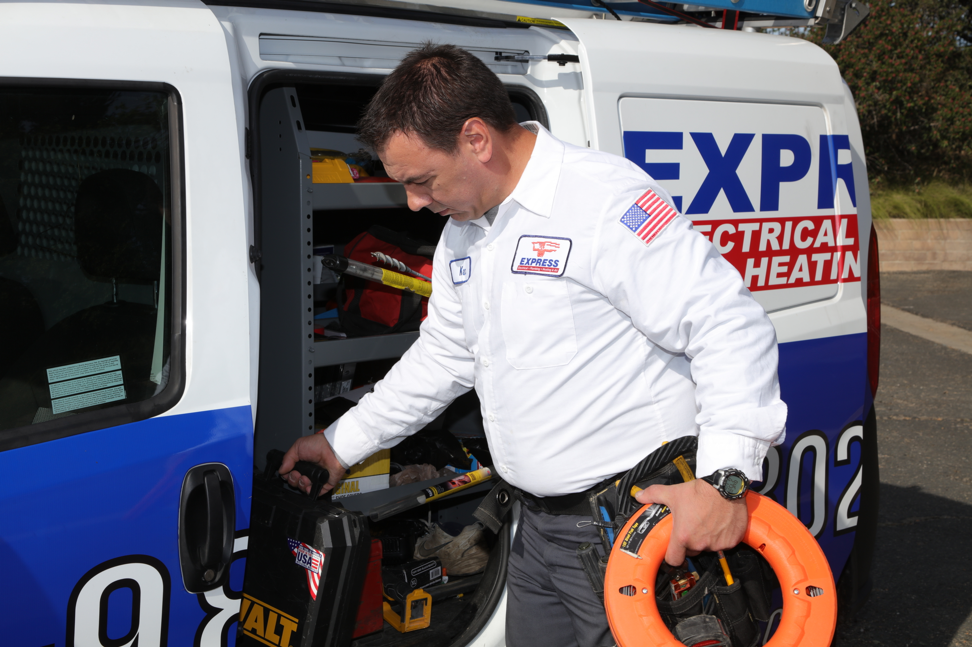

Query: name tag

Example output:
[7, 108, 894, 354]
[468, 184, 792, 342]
[511, 236, 571, 277]
[450, 257, 471, 284]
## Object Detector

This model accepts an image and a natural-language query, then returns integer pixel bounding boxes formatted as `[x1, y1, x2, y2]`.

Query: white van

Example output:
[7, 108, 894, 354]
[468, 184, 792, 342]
[0, 1, 878, 645]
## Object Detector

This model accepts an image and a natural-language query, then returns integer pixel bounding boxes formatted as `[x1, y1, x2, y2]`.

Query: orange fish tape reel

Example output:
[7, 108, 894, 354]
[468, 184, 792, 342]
[604, 491, 836, 647]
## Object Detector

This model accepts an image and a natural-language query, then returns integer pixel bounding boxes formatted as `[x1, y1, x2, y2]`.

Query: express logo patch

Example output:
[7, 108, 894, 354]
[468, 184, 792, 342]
[511, 236, 571, 276]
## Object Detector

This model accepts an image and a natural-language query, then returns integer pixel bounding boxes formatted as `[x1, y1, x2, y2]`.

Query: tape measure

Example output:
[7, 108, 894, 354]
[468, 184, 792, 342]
[604, 491, 837, 647]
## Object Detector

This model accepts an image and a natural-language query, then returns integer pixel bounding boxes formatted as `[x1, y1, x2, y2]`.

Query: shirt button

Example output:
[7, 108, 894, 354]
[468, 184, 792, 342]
[483, 300, 490, 310]
[488, 413, 496, 422]
[487, 243, 495, 251]
[482, 357, 491, 367]
[525, 285, 534, 294]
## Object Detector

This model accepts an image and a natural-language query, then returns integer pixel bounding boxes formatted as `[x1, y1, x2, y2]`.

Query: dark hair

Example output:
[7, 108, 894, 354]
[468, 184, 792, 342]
[358, 43, 518, 155]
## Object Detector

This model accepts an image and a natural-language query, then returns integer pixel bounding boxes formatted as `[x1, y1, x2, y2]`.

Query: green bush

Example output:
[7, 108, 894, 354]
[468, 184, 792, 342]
[806, 0, 972, 186]
[871, 182, 972, 219]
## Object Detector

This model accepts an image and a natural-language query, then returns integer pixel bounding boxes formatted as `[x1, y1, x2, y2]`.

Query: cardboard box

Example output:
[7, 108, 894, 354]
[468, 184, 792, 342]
[332, 449, 390, 499]
[311, 157, 354, 184]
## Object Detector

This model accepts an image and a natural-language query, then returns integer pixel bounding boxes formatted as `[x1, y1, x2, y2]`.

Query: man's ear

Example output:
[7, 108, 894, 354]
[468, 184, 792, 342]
[460, 117, 493, 163]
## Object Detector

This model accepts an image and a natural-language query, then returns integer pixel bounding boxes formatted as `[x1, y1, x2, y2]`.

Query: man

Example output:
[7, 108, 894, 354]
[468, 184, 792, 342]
[281, 43, 786, 646]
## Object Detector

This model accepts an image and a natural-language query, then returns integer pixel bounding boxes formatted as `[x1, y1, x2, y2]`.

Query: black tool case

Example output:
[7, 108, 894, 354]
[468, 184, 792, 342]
[240, 451, 371, 647]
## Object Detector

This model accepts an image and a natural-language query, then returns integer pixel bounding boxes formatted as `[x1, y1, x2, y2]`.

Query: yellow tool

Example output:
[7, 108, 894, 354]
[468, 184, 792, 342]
[322, 255, 432, 298]
[382, 588, 432, 633]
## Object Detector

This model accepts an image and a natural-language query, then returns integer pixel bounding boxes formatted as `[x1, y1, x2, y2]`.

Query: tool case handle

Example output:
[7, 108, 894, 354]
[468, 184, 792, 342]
[265, 449, 330, 500]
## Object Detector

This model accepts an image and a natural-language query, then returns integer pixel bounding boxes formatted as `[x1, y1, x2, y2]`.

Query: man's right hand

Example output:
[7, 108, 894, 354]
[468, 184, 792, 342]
[280, 434, 347, 496]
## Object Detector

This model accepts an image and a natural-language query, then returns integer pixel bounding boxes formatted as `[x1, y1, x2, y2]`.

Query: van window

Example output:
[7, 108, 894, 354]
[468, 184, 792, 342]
[0, 86, 173, 433]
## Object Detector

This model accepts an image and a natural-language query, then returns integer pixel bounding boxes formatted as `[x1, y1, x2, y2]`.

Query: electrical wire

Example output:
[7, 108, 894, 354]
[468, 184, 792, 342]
[591, 0, 622, 21]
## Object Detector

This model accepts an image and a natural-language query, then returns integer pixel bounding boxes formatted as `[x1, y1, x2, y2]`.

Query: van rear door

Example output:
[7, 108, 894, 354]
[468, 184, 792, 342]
[562, 17, 872, 594]
[562, 19, 864, 317]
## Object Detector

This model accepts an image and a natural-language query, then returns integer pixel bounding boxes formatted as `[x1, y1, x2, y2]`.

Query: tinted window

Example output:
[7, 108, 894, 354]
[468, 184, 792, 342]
[0, 87, 173, 432]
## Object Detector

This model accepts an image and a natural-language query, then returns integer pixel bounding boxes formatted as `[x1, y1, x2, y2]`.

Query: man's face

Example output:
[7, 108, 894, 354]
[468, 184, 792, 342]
[380, 130, 485, 222]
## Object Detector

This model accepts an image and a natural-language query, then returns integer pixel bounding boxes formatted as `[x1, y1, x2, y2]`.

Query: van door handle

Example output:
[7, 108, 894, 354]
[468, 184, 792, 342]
[200, 470, 223, 568]
[179, 463, 236, 593]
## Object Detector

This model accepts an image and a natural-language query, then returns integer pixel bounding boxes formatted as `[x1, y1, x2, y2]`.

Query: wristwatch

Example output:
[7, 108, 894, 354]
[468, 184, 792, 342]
[702, 468, 750, 500]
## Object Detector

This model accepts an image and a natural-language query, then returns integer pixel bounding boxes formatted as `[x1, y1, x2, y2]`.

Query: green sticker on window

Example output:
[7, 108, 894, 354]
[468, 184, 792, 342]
[47, 356, 122, 384]
[49, 370, 124, 399]
[48, 356, 127, 414]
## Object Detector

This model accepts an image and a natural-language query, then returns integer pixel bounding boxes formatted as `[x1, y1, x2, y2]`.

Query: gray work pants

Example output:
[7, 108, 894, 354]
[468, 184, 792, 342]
[506, 505, 616, 647]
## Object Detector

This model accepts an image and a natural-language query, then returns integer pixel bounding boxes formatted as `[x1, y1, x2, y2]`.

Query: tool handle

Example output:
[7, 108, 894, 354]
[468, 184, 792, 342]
[379, 268, 432, 297]
[324, 254, 432, 297]
[264, 450, 330, 499]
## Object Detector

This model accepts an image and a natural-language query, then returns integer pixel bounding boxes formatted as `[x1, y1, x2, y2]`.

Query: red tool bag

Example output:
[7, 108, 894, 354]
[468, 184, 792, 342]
[338, 226, 434, 337]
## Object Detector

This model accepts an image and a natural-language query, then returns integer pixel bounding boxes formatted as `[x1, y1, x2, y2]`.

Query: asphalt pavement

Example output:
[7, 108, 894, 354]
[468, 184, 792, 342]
[832, 272, 972, 647]
[881, 271, 972, 332]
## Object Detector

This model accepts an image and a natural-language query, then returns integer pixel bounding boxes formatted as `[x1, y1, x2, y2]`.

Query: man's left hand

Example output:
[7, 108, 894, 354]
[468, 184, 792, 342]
[635, 479, 748, 567]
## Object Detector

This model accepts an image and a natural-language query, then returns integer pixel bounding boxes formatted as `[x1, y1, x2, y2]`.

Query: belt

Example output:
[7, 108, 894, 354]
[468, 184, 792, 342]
[515, 436, 701, 518]
[516, 474, 620, 517]
[517, 489, 593, 516]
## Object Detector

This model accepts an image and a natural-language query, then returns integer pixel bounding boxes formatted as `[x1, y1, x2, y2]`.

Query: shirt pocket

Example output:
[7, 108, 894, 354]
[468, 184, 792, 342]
[500, 279, 577, 369]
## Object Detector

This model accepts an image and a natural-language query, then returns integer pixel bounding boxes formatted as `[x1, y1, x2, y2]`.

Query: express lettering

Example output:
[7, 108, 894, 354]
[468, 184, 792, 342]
[622, 132, 856, 215]
[694, 215, 860, 291]
[240, 594, 299, 647]
[517, 258, 560, 268]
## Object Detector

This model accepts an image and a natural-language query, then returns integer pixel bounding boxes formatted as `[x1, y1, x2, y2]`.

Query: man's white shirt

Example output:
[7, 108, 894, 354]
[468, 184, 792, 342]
[325, 123, 787, 496]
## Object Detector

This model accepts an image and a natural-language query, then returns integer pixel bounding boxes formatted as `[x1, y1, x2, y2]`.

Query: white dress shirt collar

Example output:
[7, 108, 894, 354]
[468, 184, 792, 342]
[469, 121, 563, 231]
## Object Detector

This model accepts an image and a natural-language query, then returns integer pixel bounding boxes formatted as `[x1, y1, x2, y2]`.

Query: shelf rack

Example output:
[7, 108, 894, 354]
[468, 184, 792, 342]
[254, 85, 416, 468]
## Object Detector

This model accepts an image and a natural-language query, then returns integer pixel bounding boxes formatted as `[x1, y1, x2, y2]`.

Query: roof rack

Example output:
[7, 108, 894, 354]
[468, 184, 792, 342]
[219, 0, 869, 44]
[416, 0, 871, 43]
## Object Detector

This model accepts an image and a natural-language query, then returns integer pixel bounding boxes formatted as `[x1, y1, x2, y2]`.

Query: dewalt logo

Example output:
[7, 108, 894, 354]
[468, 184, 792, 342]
[240, 594, 300, 647]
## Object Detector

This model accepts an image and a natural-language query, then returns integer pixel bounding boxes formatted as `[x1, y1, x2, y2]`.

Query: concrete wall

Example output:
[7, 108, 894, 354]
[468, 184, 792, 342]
[874, 219, 972, 272]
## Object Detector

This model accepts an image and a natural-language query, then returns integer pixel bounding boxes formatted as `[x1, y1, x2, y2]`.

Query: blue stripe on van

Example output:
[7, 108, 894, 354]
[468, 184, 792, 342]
[0, 405, 252, 647]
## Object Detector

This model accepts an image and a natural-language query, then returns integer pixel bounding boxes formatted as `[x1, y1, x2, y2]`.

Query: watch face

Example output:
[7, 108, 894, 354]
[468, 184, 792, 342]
[724, 474, 745, 496]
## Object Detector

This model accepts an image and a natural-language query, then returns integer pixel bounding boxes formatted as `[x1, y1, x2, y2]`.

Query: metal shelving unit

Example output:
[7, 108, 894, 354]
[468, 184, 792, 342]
[310, 182, 406, 210]
[254, 84, 416, 468]
[313, 333, 419, 366]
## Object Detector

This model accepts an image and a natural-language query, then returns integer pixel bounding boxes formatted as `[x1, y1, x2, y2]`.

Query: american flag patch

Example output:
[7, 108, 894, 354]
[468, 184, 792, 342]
[288, 538, 324, 600]
[619, 189, 679, 246]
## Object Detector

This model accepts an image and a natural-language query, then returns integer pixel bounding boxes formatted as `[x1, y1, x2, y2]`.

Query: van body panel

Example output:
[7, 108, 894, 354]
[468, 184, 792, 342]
[0, 3, 877, 645]
[0, 1, 254, 416]
[212, 7, 590, 147]
[0, 406, 253, 647]
[0, 4, 253, 646]
[562, 19, 869, 344]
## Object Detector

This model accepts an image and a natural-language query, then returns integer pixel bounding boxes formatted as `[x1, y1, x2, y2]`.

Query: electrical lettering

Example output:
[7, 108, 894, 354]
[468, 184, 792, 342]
[694, 214, 860, 291]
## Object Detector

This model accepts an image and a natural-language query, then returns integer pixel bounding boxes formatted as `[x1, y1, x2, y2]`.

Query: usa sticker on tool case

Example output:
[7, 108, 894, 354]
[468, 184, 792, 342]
[288, 538, 323, 599]
[511, 235, 571, 276]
